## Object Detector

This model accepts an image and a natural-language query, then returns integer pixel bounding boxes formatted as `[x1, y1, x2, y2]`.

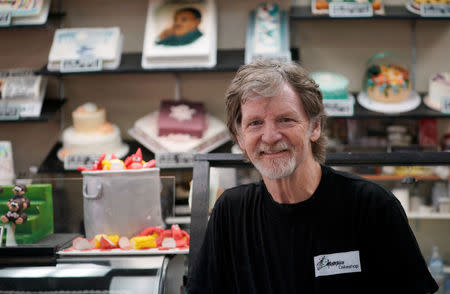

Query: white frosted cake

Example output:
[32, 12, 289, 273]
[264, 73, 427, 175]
[60, 103, 128, 159]
[426, 72, 450, 111]
[253, 3, 281, 55]
[130, 111, 229, 153]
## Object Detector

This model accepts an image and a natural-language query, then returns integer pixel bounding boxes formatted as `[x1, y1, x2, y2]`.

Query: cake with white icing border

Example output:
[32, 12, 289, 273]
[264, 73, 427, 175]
[425, 72, 450, 111]
[60, 103, 128, 159]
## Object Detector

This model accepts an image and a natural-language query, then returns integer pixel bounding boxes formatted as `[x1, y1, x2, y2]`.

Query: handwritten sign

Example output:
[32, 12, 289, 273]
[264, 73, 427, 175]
[441, 97, 450, 114]
[329, 2, 373, 17]
[64, 154, 101, 170]
[0, 106, 20, 120]
[156, 152, 194, 168]
[0, 12, 11, 27]
[420, 4, 450, 17]
[324, 99, 354, 117]
[60, 58, 103, 73]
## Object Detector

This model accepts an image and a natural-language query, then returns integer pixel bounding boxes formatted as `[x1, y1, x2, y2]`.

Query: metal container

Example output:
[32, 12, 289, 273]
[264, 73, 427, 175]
[82, 168, 164, 239]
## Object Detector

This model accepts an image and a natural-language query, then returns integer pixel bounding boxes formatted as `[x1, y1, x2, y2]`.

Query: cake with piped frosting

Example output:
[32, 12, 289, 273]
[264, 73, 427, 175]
[60, 103, 128, 158]
[310, 72, 349, 100]
[426, 72, 450, 111]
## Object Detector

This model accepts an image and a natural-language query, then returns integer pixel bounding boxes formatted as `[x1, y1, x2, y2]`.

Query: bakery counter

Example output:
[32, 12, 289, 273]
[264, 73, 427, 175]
[0, 255, 171, 293]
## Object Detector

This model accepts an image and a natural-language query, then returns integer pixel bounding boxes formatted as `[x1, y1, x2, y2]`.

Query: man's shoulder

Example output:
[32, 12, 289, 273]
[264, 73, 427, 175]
[324, 165, 396, 204]
[215, 181, 263, 207]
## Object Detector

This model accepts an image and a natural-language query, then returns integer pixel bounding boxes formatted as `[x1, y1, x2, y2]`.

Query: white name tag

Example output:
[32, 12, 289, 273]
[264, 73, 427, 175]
[441, 97, 450, 114]
[156, 152, 194, 168]
[324, 99, 354, 117]
[64, 154, 101, 170]
[0, 106, 20, 120]
[0, 12, 11, 27]
[329, 2, 373, 17]
[314, 250, 361, 277]
[420, 4, 450, 17]
[60, 58, 103, 73]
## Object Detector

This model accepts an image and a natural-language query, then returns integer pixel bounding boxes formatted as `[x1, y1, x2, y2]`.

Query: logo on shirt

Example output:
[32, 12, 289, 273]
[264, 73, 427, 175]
[314, 251, 361, 277]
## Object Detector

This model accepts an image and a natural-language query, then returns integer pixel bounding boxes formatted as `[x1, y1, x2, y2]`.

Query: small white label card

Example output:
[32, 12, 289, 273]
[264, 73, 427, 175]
[329, 2, 373, 17]
[324, 99, 354, 117]
[156, 152, 194, 168]
[64, 154, 101, 170]
[420, 4, 450, 17]
[0, 12, 11, 27]
[441, 97, 450, 114]
[0, 106, 20, 120]
[60, 58, 103, 73]
[314, 251, 362, 277]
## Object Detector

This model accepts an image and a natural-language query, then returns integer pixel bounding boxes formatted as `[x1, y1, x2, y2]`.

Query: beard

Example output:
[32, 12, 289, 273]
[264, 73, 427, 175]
[251, 141, 298, 179]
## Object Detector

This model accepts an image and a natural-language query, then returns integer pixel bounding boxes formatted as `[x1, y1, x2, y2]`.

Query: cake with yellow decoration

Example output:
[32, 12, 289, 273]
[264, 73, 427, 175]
[365, 64, 411, 103]
[59, 103, 128, 159]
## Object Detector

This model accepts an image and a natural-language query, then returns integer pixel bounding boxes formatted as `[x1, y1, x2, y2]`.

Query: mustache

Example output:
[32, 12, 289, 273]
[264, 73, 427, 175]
[257, 141, 291, 153]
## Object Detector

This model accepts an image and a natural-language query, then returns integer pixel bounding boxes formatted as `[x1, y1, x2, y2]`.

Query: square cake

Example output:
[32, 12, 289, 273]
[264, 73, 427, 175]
[157, 100, 206, 138]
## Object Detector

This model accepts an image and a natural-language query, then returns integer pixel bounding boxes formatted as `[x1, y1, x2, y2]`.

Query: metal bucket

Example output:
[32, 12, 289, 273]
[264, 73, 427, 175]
[82, 168, 164, 239]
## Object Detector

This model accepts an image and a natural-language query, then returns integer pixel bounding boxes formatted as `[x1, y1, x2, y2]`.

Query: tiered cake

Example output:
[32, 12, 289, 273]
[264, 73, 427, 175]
[60, 103, 128, 159]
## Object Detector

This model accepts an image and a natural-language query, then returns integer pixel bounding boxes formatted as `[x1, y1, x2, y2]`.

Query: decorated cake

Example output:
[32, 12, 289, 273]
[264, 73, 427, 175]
[406, 0, 450, 14]
[426, 72, 450, 111]
[365, 64, 411, 103]
[253, 3, 281, 55]
[130, 100, 229, 153]
[310, 72, 349, 99]
[158, 100, 206, 138]
[60, 103, 128, 159]
[313, 0, 384, 14]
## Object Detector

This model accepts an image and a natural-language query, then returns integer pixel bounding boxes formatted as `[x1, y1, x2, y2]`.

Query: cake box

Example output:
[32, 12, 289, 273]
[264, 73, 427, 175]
[82, 168, 164, 239]
[157, 100, 206, 138]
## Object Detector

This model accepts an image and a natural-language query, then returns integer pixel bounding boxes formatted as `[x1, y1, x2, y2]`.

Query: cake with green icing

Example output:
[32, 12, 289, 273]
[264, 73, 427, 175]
[310, 72, 349, 100]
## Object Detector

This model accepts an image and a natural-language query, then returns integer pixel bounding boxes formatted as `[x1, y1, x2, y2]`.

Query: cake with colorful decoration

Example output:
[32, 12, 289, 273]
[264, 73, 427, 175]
[425, 72, 450, 111]
[310, 72, 349, 99]
[365, 64, 411, 103]
[59, 103, 128, 159]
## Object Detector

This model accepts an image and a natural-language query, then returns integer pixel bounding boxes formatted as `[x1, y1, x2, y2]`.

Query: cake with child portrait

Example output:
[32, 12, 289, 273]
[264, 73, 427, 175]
[141, 0, 217, 68]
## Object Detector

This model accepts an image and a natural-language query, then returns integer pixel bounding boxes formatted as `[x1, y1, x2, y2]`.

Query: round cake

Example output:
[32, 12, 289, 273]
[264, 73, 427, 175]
[310, 72, 349, 99]
[60, 103, 127, 158]
[427, 72, 450, 110]
[366, 64, 411, 103]
[72, 103, 106, 133]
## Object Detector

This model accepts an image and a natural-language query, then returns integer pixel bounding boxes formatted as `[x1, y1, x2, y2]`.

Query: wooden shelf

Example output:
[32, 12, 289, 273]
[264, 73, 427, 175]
[36, 49, 300, 76]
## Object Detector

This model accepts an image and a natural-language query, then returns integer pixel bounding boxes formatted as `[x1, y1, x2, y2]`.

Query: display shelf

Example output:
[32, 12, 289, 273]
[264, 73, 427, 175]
[194, 151, 450, 167]
[0, 98, 66, 123]
[359, 174, 448, 181]
[38, 140, 155, 174]
[38, 140, 233, 174]
[407, 213, 450, 219]
[0, 233, 79, 267]
[36, 49, 300, 75]
[326, 93, 449, 119]
[290, 5, 450, 20]
[0, 12, 66, 29]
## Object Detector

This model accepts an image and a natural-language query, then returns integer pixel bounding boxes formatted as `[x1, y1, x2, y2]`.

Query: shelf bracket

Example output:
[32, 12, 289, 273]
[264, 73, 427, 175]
[174, 73, 181, 101]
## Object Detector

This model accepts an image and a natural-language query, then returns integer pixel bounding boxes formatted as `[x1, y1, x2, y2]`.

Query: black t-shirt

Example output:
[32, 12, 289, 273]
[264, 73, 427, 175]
[187, 165, 439, 294]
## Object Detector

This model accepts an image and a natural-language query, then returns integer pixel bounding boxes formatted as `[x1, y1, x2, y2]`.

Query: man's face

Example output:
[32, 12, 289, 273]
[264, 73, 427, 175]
[237, 83, 320, 179]
[173, 11, 200, 36]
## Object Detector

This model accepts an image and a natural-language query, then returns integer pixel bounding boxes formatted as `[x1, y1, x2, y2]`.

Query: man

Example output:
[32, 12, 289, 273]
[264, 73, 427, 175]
[156, 7, 203, 46]
[187, 59, 438, 293]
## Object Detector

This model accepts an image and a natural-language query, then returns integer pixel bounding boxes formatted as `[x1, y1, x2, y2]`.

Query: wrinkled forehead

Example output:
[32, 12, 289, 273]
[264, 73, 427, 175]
[241, 80, 284, 104]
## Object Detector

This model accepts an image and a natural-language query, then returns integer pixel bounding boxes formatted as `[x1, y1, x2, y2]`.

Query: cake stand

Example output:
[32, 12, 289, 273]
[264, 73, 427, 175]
[357, 91, 421, 114]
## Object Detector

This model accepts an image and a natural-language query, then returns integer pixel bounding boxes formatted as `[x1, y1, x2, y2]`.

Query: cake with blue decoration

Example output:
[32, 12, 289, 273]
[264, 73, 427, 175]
[310, 72, 349, 100]
[365, 64, 411, 103]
